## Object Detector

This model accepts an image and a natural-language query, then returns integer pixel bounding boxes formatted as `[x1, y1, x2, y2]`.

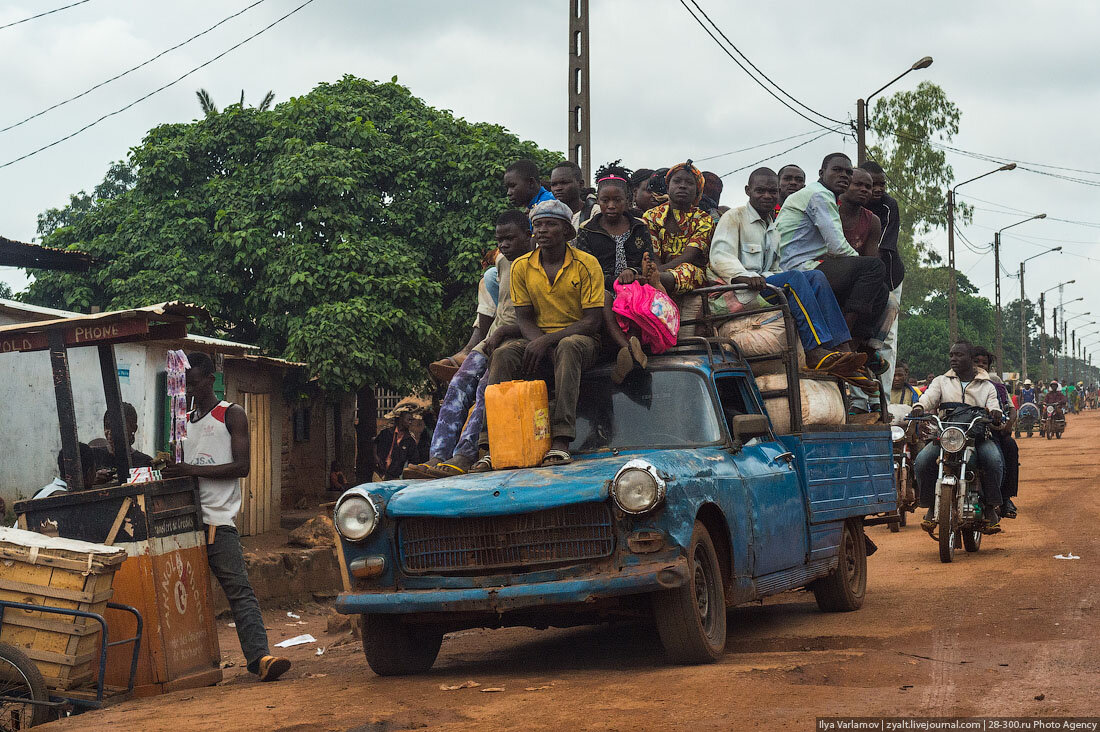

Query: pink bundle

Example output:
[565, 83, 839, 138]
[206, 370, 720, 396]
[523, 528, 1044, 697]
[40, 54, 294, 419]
[612, 281, 680, 354]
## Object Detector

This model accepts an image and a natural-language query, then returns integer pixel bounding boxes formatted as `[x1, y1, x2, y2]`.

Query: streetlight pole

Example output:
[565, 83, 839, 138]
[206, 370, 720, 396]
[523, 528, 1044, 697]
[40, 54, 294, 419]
[1015, 238, 1057, 379]
[1063, 311, 1091, 381]
[993, 214, 1047, 375]
[1040, 280, 1074, 382]
[947, 164, 1017, 342]
[567, 0, 591, 183]
[856, 56, 933, 165]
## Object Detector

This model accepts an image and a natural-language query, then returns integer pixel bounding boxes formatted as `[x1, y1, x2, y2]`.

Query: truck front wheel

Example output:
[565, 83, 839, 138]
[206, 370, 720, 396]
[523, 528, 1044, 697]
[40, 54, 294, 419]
[361, 614, 443, 676]
[653, 520, 727, 664]
[810, 518, 867, 611]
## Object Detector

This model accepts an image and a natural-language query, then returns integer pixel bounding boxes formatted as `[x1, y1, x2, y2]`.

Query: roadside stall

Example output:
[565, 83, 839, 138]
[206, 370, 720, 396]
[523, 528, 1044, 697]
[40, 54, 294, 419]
[0, 303, 223, 714]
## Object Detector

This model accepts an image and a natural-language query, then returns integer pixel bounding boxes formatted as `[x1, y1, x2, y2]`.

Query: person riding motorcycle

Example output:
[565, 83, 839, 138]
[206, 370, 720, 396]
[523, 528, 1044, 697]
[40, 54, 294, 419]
[972, 347, 1019, 519]
[1045, 381, 1068, 407]
[1019, 379, 1036, 406]
[910, 341, 1005, 533]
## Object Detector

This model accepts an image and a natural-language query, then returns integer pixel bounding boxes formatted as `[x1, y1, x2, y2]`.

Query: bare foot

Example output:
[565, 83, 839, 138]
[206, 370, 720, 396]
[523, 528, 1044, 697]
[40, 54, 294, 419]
[641, 252, 667, 294]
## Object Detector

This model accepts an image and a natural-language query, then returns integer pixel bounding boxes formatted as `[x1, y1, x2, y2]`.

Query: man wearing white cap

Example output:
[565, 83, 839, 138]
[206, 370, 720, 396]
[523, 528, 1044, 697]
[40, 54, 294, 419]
[476, 199, 604, 469]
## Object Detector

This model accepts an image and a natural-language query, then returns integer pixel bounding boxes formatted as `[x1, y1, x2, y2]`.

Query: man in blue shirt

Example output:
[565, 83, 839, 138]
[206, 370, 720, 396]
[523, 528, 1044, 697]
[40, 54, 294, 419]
[1019, 379, 1036, 405]
[776, 153, 888, 357]
[504, 159, 555, 211]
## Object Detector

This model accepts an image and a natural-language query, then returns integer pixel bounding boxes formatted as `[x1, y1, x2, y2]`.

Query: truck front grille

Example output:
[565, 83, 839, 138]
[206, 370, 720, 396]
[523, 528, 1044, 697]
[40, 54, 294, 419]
[399, 503, 614, 574]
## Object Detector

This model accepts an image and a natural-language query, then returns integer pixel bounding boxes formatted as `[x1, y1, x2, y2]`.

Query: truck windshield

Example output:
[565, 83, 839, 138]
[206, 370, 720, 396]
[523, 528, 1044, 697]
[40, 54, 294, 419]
[570, 370, 722, 453]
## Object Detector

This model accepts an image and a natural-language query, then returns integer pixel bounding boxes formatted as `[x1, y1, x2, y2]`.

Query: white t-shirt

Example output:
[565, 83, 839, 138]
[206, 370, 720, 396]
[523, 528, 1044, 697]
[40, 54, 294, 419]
[183, 401, 241, 527]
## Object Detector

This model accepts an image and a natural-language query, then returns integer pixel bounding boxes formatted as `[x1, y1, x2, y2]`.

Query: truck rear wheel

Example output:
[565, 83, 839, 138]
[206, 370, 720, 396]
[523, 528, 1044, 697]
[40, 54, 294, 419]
[361, 615, 443, 676]
[653, 520, 726, 664]
[811, 518, 867, 611]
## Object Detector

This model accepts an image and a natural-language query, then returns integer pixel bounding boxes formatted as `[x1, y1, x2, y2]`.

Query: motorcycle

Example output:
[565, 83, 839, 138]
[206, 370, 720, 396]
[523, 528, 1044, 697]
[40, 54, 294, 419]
[1015, 402, 1039, 438]
[907, 403, 1001, 563]
[1043, 403, 1066, 439]
[888, 404, 919, 531]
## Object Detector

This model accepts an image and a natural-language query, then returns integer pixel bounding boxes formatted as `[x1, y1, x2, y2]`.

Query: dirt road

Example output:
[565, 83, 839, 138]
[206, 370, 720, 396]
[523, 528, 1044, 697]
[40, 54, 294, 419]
[47, 411, 1100, 731]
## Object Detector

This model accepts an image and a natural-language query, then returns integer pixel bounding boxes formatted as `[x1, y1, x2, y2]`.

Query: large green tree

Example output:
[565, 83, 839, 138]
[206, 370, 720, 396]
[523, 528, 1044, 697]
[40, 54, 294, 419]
[27, 75, 561, 394]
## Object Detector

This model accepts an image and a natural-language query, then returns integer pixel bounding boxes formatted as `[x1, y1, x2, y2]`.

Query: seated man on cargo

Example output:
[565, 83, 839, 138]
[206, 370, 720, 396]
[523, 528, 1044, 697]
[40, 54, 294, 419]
[909, 341, 1005, 533]
[776, 153, 889, 372]
[707, 167, 870, 382]
[404, 210, 533, 478]
[476, 199, 604, 469]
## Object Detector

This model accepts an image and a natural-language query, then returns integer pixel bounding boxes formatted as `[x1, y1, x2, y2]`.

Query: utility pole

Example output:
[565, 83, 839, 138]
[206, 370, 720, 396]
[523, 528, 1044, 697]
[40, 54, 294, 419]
[1039, 292, 1047, 381]
[947, 189, 958, 343]
[856, 99, 867, 166]
[1072, 330, 1077, 384]
[567, 0, 591, 184]
[994, 232, 1003, 373]
[1019, 261, 1027, 379]
[1053, 305, 1059, 380]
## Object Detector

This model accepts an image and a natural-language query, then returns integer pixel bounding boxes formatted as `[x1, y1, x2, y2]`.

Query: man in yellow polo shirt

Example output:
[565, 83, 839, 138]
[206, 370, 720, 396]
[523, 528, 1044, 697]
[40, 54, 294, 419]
[480, 199, 604, 468]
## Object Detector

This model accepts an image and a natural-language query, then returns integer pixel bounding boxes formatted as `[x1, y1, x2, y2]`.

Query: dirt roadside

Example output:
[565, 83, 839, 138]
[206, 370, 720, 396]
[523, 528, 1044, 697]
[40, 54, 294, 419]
[44, 410, 1100, 731]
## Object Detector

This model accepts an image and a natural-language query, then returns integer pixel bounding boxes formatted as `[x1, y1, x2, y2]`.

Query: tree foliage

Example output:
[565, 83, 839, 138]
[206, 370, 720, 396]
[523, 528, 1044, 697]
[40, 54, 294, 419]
[26, 75, 561, 392]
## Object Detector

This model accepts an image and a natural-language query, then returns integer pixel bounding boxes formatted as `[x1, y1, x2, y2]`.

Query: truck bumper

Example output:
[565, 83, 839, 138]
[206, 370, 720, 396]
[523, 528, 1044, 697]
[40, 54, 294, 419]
[334, 557, 689, 615]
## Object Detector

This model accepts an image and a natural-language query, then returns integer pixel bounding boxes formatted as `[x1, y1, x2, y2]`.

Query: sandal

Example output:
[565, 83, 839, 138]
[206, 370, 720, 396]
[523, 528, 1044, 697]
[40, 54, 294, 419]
[612, 346, 634, 384]
[812, 351, 866, 376]
[435, 462, 468, 477]
[837, 370, 882, 393]
[402, 463, 443, 480]
[628, 336, 648, 370]
[469, 455, 494, 473]
[541, 448, 573, 467]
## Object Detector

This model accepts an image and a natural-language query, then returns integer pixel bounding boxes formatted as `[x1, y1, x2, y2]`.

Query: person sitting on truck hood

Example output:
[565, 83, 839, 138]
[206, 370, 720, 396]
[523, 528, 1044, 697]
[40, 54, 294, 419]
[776, 153, 889, 370]
[404, 210, 533, 478]
[707, 166, 871, 383]
[475, 199, 604, 470]
[909, 340, 1005, 533]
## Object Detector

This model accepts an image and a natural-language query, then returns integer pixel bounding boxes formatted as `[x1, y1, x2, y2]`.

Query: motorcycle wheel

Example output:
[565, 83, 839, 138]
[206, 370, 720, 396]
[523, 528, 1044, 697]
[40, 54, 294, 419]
[1046, 429, 1053, 440]
[1056, 431, 1062, 439]
[899, 508, 908, 527]
[963, 528, 982, 552]
[937, 484, 956, 563]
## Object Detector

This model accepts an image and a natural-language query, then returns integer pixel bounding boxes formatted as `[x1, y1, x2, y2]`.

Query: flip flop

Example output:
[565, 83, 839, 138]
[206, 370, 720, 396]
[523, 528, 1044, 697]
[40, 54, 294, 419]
[435, 462, 468, 476]
[428, 357, 461, 384]
[612, 346, 634, 384]
[628, 336, 648, 370]
[837, 371, 882, 393]
[541, 448, 573, 467]
[469, 455, 494, 473]
[402, 463, 443, 480]
[863, 350, 889, 376]
[830, 351, 868, 375]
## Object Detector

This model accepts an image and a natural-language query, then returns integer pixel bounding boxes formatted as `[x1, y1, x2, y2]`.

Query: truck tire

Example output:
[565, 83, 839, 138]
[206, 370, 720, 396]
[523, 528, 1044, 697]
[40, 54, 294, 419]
[360, 615, 443, 676]
[653, 520, 726, 664]
[0, 641, 49, 727]
[811, 518, 867, 612]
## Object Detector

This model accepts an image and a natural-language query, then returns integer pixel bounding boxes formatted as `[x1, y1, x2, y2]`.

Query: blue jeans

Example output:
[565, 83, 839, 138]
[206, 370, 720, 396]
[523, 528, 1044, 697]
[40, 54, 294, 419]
[764, 269, 851, 352]
[429, 351, 488, 462]
[207, 525, 269, 673]
[914, 439, 1004, 509]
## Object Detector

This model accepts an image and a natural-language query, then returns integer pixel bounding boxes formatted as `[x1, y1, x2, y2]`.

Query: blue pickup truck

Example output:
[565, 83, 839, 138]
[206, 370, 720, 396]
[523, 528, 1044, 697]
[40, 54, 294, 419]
[333, 300, 895, 675]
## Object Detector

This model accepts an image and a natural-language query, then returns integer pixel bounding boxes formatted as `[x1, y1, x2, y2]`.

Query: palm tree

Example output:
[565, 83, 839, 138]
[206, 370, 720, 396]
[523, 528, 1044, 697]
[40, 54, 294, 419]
[195, 89, 275, 116]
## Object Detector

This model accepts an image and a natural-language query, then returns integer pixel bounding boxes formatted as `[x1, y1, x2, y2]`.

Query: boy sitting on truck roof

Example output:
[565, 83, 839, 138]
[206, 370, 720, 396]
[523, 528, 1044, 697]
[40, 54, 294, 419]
[474, 199, 604, 470]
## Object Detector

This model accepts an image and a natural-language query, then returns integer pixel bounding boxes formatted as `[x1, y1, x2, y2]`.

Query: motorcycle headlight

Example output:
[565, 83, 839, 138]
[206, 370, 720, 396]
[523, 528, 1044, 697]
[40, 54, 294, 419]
[890, 425, 906, 442]
[939, 427, 967, 454]
[612, 459, 666, 514]
[334, 489, 380, 542]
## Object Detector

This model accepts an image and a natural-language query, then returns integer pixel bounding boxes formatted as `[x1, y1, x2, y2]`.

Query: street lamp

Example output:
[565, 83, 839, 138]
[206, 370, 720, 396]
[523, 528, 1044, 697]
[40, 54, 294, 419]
[1015, 236, 1057, 379]
[992, 214, 1047, 374]
[1040, 280, 1074, 380]
[947, 163, 1017, 341]
[856, 56, 934, 165]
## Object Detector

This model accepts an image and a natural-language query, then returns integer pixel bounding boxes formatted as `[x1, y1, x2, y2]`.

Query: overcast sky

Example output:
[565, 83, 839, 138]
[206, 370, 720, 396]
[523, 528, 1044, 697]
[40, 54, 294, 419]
[2, 0, 1099, 342]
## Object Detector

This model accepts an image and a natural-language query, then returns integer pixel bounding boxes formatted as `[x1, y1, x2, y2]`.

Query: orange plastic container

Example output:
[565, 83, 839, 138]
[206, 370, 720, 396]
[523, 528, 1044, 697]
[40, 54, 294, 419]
[485, 380, 552, 468]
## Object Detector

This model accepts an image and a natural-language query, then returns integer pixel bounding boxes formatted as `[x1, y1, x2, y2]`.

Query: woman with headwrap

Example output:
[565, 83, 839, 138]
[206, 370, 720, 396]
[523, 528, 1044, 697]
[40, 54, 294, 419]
[641, 161, 713, 295]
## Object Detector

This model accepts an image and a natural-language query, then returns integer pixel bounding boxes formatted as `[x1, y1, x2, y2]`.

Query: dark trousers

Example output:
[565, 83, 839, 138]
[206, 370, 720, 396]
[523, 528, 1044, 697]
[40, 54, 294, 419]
[993, 432, 1020, 499]
[914, 439, 1004, 509]
[815, 256, 889, 341]
[207, 525, 269, 673]
[485, 335, 599, 442]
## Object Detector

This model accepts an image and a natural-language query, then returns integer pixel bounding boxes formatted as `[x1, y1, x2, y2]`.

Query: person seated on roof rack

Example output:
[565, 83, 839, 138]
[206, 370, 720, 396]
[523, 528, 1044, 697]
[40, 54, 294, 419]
[776, 153, 889, 374]
[706, 166, 870, 383]
[642, 161, 714, 298]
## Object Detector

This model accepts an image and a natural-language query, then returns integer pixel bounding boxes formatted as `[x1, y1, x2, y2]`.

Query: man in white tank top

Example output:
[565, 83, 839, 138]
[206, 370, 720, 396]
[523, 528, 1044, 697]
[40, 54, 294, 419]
[163, 352, 290, 682]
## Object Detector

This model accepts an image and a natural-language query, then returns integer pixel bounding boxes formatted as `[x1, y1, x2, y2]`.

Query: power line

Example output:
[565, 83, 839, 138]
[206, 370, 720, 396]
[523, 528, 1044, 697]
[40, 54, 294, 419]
[684, 0, 845, 126]
[676, 0, 840, 133]
[0, 0, 91, 31]
[1, 0, 271, 135]
[0, 0, 319, 170]
[694, 128, 825, 163]
[955, 192, 1100, 230]
[718, 127, 844, 179]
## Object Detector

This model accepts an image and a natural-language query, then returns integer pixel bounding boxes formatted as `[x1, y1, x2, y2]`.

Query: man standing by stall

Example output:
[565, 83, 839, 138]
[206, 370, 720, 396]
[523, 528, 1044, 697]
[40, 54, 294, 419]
[163, 352, 290, 682]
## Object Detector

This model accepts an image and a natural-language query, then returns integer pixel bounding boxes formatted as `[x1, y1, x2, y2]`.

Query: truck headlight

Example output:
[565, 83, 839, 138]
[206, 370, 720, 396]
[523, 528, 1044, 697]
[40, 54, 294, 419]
[612, 459, 666, 514]
[939, 427, 966, 454]
[334, 489, 380, 542]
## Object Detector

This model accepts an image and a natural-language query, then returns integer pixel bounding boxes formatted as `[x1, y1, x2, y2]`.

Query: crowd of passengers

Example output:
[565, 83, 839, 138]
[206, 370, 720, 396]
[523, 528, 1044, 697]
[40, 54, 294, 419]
[403, 153, 905, 480]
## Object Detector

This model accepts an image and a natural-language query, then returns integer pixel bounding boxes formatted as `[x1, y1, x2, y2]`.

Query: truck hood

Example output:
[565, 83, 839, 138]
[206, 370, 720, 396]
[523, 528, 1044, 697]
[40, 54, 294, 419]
[382, 449, 724, 518]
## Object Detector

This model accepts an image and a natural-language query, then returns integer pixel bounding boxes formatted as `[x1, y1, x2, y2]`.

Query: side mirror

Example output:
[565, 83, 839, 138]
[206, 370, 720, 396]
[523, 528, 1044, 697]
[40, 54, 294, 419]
[731, 414, 770, 443]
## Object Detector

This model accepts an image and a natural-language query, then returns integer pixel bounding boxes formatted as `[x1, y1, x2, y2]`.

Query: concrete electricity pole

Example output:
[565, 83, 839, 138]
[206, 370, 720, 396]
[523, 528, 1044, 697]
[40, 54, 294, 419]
[567, 0, 591, 183]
